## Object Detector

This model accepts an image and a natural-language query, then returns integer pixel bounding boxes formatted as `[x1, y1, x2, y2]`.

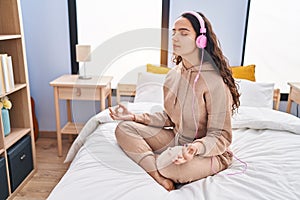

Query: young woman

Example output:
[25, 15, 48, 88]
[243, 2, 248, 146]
[109, 11, 240, 191]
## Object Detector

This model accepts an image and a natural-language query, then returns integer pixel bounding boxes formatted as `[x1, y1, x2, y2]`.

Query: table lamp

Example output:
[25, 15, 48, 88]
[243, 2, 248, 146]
[76, 44, 92, 79]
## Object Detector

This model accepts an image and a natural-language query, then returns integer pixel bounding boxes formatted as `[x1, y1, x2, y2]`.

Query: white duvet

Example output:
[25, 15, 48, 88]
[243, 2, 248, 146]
[48, 103, 300, 200]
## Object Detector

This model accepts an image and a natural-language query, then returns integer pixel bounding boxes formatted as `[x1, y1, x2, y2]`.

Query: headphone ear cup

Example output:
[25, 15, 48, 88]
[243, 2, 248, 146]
[196, 35, 207, 48]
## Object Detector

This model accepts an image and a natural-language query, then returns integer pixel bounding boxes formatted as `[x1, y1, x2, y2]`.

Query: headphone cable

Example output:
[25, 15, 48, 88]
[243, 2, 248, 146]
[192, 48, 204, 139]
[192, 48, 247, 176]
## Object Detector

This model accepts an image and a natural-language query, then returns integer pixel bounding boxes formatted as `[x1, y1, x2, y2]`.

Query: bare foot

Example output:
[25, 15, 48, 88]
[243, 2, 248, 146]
[160, 178, 175, 191]
[149, 171, 175, 191]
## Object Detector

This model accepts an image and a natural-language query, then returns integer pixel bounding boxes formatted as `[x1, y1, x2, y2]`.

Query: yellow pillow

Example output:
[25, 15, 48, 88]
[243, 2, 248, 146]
[146, 64, 171, 74]
[230, 64, 256, 81]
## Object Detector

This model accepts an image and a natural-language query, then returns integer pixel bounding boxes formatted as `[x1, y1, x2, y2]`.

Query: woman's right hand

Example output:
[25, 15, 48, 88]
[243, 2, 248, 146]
[109, 104, 135, 121]
[172, 143, 198, 165]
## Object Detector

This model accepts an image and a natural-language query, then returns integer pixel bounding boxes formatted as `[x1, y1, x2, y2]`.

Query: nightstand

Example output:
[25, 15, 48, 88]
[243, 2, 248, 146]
[286, 82, 300, 113]
[50, 75, 113, 156]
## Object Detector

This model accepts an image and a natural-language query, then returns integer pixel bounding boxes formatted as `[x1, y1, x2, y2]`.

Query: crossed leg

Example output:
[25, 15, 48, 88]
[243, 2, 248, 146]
[157, 146, 233, 183]
[115, 121, 176, 191]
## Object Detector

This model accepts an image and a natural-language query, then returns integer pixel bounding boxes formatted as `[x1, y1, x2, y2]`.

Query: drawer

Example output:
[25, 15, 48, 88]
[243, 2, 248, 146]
[7, 135, 33, 192]
[58, 87, 101, 100]
[0, 157, 9, 200]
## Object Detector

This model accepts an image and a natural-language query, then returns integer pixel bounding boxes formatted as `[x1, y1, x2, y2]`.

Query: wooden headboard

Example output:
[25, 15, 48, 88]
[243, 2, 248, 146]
[117, 83, 281, 111]
[116, 84, 136, 104]
[273, 88, 281, 110]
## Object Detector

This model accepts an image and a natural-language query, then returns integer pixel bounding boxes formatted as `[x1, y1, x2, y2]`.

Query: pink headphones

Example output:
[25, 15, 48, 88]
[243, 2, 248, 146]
[182, 11, 207, 49]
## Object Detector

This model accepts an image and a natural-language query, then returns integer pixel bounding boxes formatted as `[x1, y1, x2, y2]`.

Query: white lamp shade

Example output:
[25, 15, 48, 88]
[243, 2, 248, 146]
[76, 44, 91, 62]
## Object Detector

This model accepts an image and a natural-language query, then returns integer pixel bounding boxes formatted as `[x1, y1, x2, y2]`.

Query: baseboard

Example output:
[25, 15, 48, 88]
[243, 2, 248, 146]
[38, 131, 70, 139]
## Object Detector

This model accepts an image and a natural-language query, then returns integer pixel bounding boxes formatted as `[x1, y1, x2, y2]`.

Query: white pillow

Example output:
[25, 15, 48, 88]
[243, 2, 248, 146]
[235, 79, 274, 109]
[134, 72, 166, 104]
[232, 106, 300, 134]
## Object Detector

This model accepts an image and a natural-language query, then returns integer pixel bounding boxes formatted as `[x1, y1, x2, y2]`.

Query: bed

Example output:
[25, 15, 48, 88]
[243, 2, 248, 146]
[47, 73, 300, 200]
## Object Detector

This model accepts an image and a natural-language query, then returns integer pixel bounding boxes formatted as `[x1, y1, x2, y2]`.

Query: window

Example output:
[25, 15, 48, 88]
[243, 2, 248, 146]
[244, 0, 300, 92]
[75, 0, 162, 88]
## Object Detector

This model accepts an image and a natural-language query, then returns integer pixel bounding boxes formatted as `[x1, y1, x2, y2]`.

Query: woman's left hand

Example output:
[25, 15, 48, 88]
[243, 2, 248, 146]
[173, 143, 198, 165]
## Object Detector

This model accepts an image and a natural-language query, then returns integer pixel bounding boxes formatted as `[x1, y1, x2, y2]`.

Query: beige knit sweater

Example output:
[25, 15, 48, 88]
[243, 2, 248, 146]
[134, 62, 233, 157]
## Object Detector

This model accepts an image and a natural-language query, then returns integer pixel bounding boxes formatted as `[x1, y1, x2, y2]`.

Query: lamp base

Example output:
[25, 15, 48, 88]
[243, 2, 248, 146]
[79, 75, 92, 80]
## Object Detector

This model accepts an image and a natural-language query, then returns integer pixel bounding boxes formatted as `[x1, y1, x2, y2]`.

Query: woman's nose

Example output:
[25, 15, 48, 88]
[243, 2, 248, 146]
[172, 33, 178, 42]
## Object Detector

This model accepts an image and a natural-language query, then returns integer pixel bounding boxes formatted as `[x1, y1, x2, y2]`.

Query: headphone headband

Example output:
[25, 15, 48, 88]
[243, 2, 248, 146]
[182, 11, 206, 34]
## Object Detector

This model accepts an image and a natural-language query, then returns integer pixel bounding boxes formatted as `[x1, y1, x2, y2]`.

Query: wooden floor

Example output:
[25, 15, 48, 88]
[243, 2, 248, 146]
[12, 136, 72, 200]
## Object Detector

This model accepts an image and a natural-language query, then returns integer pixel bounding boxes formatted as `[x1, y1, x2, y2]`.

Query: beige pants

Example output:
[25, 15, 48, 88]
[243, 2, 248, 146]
[115, 121, 232, 184]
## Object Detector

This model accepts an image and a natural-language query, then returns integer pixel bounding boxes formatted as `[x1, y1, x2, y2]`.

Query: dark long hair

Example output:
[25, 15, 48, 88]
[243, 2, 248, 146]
[173, 12, 240, 114]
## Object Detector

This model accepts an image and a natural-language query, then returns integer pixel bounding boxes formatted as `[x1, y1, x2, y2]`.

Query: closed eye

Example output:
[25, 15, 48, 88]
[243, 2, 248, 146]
[180, 31, 189, 36]
[172, 28, 190, 36]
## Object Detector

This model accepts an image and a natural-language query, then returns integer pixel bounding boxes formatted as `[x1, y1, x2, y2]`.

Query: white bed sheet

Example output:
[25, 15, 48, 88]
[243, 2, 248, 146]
[48, 104, 300, 200]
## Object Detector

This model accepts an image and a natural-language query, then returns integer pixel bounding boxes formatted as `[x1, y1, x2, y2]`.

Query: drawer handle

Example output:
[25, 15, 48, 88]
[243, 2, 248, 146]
[20, 153, 26, 160]
[75, 88, 81, 96]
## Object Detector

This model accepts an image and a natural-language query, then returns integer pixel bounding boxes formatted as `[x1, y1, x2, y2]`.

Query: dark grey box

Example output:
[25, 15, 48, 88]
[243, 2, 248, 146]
[7, 135, 33, 192]
[0, 156, 9, 200]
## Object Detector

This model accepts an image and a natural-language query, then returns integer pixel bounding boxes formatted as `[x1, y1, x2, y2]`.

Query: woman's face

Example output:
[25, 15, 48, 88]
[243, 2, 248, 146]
[172, 17, 198, 57]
